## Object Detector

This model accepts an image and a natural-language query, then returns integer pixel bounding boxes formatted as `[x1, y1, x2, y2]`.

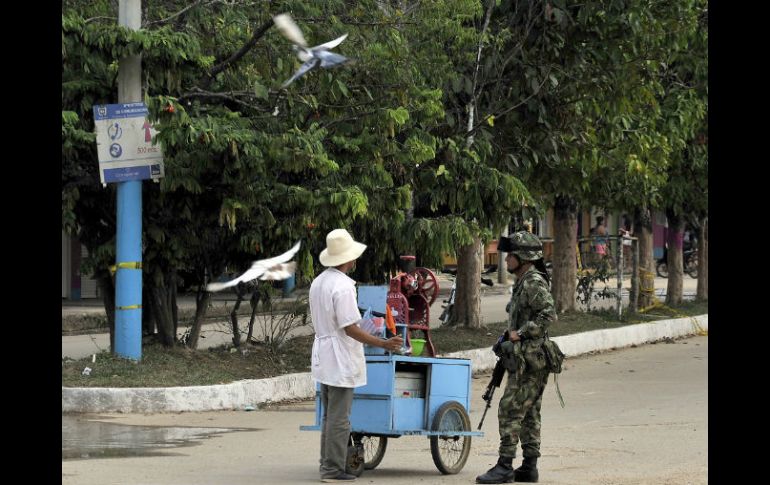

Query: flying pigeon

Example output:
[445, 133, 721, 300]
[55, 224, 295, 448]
[206, 241, 301, 292]
[273, 13, 352, 88]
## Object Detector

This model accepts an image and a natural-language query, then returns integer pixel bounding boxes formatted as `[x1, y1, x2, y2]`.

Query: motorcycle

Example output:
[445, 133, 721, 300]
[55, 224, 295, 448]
[439, 267, 494, 326]
[656, 245, 698, 279]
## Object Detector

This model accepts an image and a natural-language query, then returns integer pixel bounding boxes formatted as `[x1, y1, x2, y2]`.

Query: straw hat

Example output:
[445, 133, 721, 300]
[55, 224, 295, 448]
[319, 229, 367, 267]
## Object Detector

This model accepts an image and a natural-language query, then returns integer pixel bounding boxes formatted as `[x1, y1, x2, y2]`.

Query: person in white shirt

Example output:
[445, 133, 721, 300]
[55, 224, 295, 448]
[310, 228, 403, 483]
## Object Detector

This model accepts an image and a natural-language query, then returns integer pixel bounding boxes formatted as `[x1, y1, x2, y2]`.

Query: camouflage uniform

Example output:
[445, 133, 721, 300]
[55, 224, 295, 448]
[497, 264, 556, 459]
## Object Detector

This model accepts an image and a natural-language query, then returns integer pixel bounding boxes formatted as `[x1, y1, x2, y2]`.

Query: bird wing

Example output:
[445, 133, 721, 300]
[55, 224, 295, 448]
[316, 51, 351, 69]
[311, 33, 348, 52]
[281, 58, 321, 88]
[206, 265, 266, 292]
[273, 13, 307, 47]
[205, 241, 301, 291]
[252, 241, 302, 270]
[259, 261, 297, 281]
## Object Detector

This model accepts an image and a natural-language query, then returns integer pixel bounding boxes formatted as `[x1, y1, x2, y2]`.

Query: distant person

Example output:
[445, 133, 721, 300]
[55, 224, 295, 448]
[683, 222, 698, 253]
[619, 215, 633, 268]
[591, 216, 609, 266]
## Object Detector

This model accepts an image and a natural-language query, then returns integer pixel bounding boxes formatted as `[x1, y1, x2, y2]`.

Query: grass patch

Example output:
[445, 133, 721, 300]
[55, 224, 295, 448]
[62, 338, 316, 388]
[62, 300, 707, 388]
[62, 314, 109, 335]
[62, 296, 297, 335]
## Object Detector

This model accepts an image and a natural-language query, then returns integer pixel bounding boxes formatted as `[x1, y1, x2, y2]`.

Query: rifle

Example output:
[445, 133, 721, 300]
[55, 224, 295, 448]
[478, 357, 506, 430]
[477, 331, 509, 430]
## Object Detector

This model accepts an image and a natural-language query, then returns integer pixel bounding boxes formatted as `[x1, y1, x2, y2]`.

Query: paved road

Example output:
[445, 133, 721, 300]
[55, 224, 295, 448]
[62, 335, 707, 484]
[62, 276, 698, 360]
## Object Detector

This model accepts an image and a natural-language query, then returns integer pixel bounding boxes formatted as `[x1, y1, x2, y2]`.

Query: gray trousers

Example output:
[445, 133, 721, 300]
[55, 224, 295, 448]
[319, 384, 354, 478]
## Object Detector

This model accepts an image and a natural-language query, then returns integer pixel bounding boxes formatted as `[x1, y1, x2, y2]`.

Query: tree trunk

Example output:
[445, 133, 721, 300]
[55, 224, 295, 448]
[98, 271, 116, 353]
[665, 210, 685, 305]
[148, 270, 177, 347]
[185, 287, 211, 349]
[635, 207, 655, 310]
[170, 269, 179, 338]
[497, 226, 509, 284]
[230, 284, 248, 347]
[696, 216, 708, 301]
[452, 237, 482, 328]
[150, 287, 176, 346]
[552, 196, 577, 313]
[142, 285, 156, 337]
[246, 289, 262, 343]
[629, 237, 639, 314]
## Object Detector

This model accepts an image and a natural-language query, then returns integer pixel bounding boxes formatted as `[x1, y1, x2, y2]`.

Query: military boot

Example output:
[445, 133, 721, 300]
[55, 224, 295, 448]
[476, 456, 514, 484]
[513, 456, 539, 482]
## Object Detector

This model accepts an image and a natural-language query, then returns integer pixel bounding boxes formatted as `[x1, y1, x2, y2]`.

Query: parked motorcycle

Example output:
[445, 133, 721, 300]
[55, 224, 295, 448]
[656, 246, 698, 279]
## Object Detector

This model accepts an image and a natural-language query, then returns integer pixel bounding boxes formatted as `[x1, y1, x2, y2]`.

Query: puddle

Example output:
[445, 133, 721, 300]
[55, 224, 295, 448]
[62, 415, 252, 460]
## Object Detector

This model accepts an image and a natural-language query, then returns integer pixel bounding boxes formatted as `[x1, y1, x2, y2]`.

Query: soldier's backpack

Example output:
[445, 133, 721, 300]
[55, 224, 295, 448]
[543, 337, 565, 374]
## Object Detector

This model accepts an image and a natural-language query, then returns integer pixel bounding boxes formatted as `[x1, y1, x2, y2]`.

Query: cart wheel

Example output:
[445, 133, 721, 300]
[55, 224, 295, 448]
[415, 267, 439, 306]
[346, 441, 365, 477]
[361, 435, 388, 470]
[430, 401, 472, 475]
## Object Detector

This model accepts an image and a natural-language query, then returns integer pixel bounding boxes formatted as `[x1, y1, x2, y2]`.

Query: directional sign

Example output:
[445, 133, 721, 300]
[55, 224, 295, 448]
[93, 103, 165, 184]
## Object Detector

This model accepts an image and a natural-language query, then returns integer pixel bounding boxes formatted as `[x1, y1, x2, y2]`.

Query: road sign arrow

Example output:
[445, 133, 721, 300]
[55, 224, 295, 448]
[143, 121, 152, 143]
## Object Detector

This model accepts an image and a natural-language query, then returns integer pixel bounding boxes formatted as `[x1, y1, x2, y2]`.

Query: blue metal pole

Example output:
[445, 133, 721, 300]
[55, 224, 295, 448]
[114, 180, 142, 360]
[114, 0, 143, 360]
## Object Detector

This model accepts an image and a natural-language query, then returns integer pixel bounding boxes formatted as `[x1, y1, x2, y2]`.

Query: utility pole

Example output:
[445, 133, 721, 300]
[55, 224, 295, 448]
[114, 0, 143, 360]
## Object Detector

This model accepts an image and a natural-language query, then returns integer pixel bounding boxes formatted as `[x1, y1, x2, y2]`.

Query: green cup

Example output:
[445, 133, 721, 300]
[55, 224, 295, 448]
[410, 338, 426, 357]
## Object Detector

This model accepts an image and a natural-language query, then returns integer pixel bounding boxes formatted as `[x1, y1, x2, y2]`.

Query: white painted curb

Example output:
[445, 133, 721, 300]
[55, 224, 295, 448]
[62, 314, 707, 414]
[449, 314, 708, 375]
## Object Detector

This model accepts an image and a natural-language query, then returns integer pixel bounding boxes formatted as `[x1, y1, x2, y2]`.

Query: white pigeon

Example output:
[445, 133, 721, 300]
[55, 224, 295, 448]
[206, 241, 301, 292]
[273, 13, 352, 88]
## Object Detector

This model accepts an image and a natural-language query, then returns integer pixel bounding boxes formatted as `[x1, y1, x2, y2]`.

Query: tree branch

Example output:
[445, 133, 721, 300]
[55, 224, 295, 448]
[321, 110, 381, 130]
[488, 1, 540, 118]
[179, 87, 271, 111]
[84, 16, 117, 24]
[145, 0, 205, 26]
[200, 18, 275, 89]
[467, 67, 552, 138]
[466, 0, 496, 148]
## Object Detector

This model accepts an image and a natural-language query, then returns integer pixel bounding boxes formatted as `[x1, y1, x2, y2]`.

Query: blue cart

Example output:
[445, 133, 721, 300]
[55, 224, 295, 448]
[300, 353, 483, 476]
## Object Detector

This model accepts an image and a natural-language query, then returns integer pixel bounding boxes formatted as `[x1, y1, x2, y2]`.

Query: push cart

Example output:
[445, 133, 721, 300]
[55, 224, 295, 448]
[300, 353, 483, 476]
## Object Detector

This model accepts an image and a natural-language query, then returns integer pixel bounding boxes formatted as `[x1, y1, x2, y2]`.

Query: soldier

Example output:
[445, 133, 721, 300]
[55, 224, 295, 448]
[476, 231, 556, 484]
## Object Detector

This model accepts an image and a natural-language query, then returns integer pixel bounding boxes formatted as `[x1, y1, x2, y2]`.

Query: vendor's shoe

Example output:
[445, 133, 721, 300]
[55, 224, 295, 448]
[320, 472, 356, 483]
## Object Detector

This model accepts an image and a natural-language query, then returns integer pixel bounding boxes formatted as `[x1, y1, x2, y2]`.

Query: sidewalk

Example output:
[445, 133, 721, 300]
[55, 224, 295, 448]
[63, 273, 697, 322]
[62, 271, 511, 322]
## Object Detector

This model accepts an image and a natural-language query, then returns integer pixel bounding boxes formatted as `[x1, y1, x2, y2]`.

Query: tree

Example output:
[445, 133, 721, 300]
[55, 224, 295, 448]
[402, 0, 534, 328]
[476, 1, 683, 312]
[63, 1, 533, 344]
[657, 2, 707, 306]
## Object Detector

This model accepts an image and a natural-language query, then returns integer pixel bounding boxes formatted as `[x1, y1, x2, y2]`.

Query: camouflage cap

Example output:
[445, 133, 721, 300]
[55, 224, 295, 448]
[498, 231, 544, 261]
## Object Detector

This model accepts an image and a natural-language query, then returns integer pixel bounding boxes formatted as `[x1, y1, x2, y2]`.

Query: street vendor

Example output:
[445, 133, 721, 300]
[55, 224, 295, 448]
[309, 228, 403, 483]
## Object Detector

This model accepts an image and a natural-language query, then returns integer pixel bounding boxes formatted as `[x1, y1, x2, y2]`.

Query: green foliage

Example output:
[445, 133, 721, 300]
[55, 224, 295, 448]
[62, 0, 706, 318]
[656, 0, 708, 220]
[62, 0, 533, 297]
[576, 258, 616, 312]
